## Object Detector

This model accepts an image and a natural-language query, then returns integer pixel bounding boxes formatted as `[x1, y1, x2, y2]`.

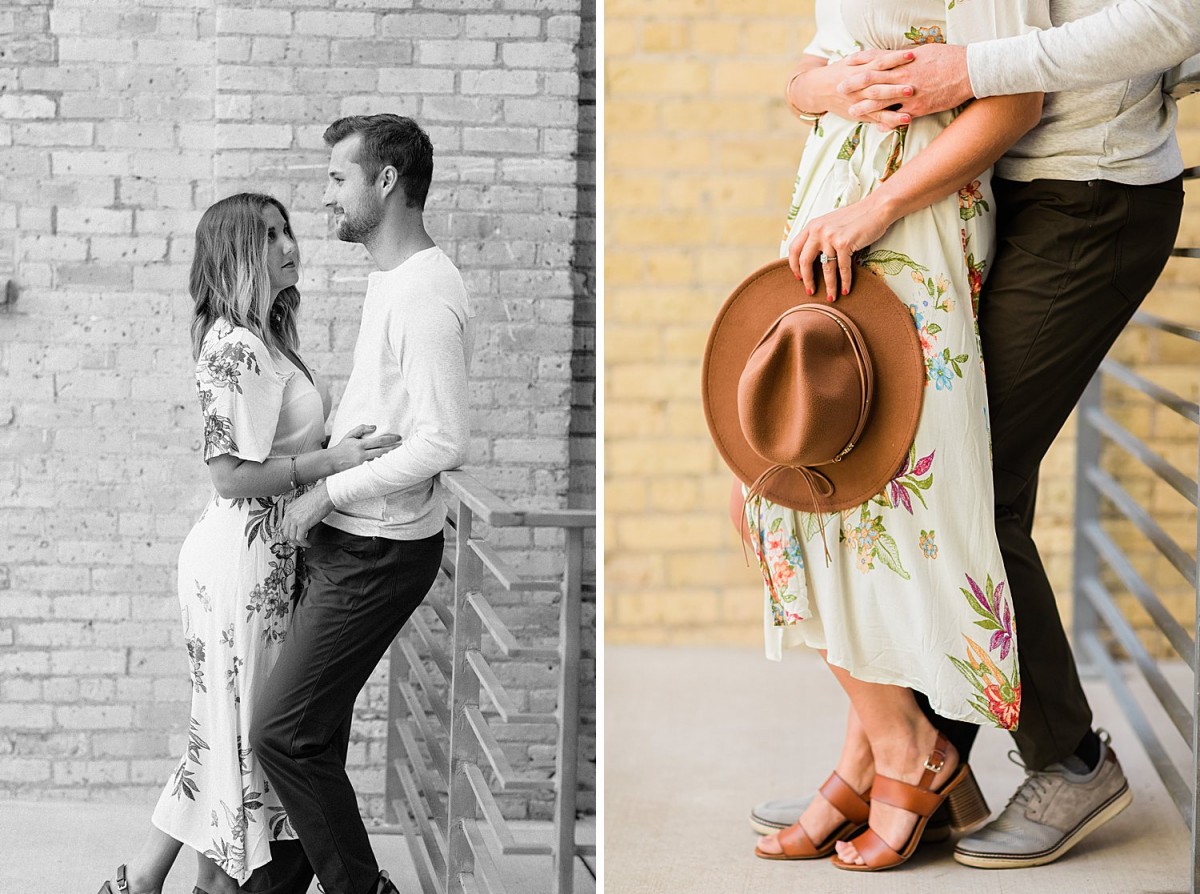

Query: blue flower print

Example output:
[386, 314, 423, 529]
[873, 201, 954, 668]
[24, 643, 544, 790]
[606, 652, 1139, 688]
[929, 354, 954, 391]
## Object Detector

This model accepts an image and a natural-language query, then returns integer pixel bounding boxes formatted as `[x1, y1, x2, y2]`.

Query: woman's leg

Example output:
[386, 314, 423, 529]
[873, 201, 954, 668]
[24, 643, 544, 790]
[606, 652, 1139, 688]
[825, 663, 961, 867]
[755, 703, 874, 854]
[194, 852, 240, 894]
[110, 828, 182, 894]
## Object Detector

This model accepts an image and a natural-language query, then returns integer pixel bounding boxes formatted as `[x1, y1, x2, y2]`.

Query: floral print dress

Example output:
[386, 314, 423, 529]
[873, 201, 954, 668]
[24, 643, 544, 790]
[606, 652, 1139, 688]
[745, 0, 1048, 730]
[150, 319, 328, 882]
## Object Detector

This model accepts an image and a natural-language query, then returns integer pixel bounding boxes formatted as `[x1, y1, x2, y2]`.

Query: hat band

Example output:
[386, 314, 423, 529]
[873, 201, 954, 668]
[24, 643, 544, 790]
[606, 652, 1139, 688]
[741, 461, 836, 568]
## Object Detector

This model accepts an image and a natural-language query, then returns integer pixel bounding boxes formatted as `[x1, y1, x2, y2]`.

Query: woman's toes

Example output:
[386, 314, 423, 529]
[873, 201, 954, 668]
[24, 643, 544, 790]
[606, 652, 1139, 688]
[835, 839, 863, 864]
[757, 832, 781, 855]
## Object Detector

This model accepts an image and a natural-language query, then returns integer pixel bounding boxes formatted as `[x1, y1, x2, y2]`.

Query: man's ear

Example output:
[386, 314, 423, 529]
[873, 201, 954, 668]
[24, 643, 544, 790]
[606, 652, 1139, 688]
[378, 165, 399, 200]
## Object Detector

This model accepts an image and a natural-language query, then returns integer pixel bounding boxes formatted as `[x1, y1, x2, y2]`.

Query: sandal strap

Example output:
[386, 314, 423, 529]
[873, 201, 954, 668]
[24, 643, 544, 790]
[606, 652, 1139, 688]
[845, 827, 904, 869]
[116, 866, 129, 894]
[869, 774, 943, 817]
[918, 732, 949, 789]
[819, 772, 870, 825]
[775, 820, 820, 857]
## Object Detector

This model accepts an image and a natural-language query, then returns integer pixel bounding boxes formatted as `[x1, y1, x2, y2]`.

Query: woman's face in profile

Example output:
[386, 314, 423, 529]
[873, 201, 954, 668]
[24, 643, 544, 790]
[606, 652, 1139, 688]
[262, 203, 299, 297]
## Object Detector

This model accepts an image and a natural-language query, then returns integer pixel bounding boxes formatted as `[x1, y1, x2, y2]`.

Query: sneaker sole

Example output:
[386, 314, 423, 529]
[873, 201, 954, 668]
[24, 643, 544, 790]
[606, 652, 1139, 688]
[750, 815, 952, 844]
[953, 782, 1132, 869]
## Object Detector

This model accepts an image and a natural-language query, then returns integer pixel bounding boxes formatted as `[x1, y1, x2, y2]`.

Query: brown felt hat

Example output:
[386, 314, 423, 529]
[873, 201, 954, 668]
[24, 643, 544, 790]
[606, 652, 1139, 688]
[702, 259, 925, 512]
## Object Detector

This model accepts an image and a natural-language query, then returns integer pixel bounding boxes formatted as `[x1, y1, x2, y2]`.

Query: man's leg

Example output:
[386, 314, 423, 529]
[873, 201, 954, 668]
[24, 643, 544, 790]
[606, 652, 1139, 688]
[982, 175, 1182, 769]
[241, 716, 353, 894]
[953, 174, 1181, 869]
[250, 523, 444, 894]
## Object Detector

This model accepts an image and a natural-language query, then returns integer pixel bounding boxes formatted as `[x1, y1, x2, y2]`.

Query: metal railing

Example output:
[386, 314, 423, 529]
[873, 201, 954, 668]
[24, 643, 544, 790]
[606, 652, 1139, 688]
[1073, 61, 1200, 894]
[376, 469, 595, 894]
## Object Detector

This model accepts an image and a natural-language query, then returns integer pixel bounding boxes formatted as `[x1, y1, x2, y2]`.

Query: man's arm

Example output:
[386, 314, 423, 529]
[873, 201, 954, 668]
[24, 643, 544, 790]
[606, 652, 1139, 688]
[838, 0, 1200, 119]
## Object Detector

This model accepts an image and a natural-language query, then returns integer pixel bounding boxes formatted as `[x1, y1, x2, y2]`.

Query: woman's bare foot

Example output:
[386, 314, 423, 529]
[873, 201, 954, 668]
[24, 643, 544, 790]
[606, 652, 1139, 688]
[833, 727, 959, 867]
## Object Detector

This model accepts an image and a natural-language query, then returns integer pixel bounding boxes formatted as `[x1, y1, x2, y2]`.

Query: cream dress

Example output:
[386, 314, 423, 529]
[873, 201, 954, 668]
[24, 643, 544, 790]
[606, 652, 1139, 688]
[151, 319, 328, 882]
[746, 0, 1050, 730]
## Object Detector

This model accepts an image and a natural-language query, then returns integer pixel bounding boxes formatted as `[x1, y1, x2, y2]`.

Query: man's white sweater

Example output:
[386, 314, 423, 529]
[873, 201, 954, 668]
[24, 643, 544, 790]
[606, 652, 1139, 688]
[325, 245, 474, 540]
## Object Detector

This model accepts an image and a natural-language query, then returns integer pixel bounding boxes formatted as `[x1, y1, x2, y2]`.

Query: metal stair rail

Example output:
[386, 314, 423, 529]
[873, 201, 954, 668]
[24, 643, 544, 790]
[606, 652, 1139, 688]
[380, 468, 595, 894]
[1074, 58, 1200, 894]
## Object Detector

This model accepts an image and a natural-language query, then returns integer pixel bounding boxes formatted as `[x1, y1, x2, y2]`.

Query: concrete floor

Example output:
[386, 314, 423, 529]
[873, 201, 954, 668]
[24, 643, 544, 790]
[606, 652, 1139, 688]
[0, 801, 594, 893]
[606, 644, 1194, 894]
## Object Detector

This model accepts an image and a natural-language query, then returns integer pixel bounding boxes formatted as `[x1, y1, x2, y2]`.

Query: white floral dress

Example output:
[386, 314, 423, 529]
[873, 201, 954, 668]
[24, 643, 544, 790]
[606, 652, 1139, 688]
[746, 0, 1050, 730]
[151, 319, 328, 882]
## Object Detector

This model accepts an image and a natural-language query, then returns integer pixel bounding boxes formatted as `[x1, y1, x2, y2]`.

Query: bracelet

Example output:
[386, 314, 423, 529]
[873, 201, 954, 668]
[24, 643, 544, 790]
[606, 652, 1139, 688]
[785, 71, 825, 121]
[289, 455, 299, 491]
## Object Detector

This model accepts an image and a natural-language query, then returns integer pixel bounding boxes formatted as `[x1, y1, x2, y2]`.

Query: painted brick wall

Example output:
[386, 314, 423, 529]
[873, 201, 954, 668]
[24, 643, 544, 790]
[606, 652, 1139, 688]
[604, 0, 1200, 655]
[0, 0, 595, 821]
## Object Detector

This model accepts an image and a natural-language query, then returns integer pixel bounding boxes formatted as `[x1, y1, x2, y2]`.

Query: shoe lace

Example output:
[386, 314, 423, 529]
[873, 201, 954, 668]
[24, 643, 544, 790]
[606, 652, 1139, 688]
[1004, 750, 1057, 809]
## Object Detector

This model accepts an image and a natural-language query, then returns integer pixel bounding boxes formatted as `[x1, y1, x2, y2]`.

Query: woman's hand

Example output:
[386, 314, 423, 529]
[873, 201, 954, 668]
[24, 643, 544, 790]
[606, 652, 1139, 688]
[787, 193, 896, 300]
[326, 424, 403, 473]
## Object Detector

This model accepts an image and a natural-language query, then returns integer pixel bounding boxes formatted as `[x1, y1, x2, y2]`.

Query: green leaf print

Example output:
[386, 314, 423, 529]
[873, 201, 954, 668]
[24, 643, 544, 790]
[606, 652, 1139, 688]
[836, 124, 864, 160]
[860, 249, 929, 278]
[800, 510, 827, 543]
[873, 531, 910, 580]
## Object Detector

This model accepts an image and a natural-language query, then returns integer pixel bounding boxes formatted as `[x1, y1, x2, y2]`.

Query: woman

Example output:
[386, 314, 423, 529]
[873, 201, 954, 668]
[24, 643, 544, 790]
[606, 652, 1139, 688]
[99, 193, 400, 893]
[741, 0, 1047, 871]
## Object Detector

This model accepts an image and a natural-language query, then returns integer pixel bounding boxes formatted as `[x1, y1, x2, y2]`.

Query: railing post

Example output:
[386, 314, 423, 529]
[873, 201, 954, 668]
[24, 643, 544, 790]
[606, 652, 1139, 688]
[553, 526, 584, 894]
[1072, 373, 1103, 676]
[446, 500, 481, 894]
[1192, 428, 1200, 894]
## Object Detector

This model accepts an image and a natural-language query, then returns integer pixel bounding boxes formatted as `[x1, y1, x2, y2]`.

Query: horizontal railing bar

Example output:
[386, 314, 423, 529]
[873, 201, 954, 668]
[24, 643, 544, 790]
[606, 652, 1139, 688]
[1128, 310, 1200, 343]
[467, 592, 560, 660]
[578, 844, 597, 857]
[394, 716, 448, 805]
[1081, 633, 1192, 825]
[441, 469, 524, 526]
[464, 762, 554, 856]
[398, 638, 452, 730]
[397, 680, 451, 780]
[464, 705, 552, 792]
[1085, 407, 1199, 507]
[1181, 165, 1200, 180]
[393, 752, 449, 886]
[461, 818, 509, 894]
[470, 539, 561, 592]
[409, 613, 453, 682]
[439, 470, 597, 529]
[1080, 577, 1194, 745]
[389, 800, 445, 894]
[424, 589, 455, 633]
[1171, 248, 1200, 259]
[1083, 522, 1196, 665]
[1100, 358, 1200, 424]
[1086, 467, 1197, 587]
[466, 649, 558, 725]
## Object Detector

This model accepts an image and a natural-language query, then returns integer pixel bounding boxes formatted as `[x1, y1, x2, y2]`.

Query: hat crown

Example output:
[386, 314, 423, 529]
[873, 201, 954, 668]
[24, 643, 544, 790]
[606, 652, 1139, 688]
[737, 305, 870, 469]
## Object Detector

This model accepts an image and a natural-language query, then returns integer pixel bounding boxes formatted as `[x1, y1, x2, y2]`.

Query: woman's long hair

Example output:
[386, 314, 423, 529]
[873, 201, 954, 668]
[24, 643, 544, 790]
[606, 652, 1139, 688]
[188, 193, 301, 359]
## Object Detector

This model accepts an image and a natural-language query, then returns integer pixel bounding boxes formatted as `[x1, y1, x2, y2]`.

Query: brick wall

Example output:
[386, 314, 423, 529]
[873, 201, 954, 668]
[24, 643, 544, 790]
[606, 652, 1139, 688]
[603, 0, 1200, 653]
[0, 1, 595, 820]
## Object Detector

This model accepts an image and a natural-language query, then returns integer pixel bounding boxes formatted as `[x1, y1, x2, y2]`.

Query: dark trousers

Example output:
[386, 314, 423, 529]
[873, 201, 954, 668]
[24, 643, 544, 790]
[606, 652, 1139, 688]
[917, 175, 1184, 770]
[245, 522, 445, 894]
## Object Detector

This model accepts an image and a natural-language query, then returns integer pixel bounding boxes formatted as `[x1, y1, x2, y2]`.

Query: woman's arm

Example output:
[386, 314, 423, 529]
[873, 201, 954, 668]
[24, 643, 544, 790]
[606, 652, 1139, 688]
[788, 92, 1043, 299]
[206, 424, 401, 499]
[787, 54, 914, 125]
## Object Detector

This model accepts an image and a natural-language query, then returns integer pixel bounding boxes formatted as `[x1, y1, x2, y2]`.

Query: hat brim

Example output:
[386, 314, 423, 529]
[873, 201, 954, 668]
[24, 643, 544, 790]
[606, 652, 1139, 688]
[702, 259, 925, 513]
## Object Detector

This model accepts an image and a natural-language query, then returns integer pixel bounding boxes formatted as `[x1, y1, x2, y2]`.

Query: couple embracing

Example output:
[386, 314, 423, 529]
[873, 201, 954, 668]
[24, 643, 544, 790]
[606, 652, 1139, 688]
[706, 0, 1190, 876]
[98, 114, 474, 894]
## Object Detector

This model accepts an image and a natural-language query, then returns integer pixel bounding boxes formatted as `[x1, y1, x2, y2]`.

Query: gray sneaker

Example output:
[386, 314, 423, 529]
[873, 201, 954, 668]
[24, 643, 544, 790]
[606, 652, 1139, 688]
[750, 794, 952, 843]
[953, 733, 1132, 869]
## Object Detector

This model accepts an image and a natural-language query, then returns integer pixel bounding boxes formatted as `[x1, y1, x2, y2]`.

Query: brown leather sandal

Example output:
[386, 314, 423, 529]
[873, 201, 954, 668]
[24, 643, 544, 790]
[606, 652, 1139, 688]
[831, 733, 989, 872]
[754, 772, 871, 860]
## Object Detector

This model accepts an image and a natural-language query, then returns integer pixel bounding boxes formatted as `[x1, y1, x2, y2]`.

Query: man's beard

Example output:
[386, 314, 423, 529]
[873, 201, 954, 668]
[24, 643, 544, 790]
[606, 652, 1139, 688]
[335, 200, 383, 245]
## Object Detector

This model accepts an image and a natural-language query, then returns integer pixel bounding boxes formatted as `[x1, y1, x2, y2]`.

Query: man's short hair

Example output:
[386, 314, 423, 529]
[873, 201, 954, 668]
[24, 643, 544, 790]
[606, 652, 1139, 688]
[323, 114, 434, 209]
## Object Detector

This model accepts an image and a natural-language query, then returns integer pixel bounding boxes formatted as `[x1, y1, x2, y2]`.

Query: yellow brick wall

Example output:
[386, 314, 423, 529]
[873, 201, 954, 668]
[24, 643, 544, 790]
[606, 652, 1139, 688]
[604, 1, 1200, 650]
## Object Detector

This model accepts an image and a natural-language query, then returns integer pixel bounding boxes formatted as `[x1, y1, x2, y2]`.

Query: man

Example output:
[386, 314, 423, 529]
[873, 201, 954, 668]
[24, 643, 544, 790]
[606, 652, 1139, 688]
[246, 114, 474, 894]
[754, 1, 1190, 869]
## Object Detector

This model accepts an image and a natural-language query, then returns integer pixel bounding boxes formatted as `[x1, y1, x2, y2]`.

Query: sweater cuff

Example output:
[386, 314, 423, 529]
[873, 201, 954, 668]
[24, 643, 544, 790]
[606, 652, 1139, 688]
[967, 34, 1041, 98]
[325, 466, 361, 509]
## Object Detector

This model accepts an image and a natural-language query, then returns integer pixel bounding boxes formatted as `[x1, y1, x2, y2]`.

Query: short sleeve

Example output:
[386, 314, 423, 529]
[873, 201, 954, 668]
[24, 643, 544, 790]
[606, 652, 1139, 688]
[195, 321, 291, 463]
[802, 0, 861, 61]
[946, 0, 1052, 47]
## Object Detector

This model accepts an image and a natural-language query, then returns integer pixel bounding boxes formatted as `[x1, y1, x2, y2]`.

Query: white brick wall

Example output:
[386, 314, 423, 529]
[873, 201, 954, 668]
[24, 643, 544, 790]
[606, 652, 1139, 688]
[0, 0, 595, 820]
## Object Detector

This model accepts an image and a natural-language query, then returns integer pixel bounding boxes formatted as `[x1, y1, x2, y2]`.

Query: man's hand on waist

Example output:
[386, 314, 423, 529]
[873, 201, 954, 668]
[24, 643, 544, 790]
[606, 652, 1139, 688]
[283, 480, 336, 548]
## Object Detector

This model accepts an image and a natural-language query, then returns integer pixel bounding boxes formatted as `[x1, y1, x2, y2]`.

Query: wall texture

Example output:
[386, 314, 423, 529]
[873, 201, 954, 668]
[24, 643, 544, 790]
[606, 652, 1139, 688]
[0, 0, 595, 821]
[604, 0, 1200, 655]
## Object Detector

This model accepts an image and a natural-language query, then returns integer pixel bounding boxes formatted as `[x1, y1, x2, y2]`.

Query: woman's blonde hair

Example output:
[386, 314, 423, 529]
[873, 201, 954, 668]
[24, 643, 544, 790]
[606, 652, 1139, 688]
[189, 193, 301, 359]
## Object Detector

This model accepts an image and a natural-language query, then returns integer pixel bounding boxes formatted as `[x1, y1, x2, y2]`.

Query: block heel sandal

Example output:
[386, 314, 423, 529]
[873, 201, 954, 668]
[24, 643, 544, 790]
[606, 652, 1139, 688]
[754, 771, 871, 860]
[832, 733, 988, 872]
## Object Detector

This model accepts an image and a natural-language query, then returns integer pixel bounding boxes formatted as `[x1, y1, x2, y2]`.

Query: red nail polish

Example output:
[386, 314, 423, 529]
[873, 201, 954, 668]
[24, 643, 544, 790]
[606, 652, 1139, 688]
[842, 286, 849, 295]
[903, 86, 913, 96]
[905, 51, 915, 60]
[902, 114, 912, 123]
[807, 287, 814, 296]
